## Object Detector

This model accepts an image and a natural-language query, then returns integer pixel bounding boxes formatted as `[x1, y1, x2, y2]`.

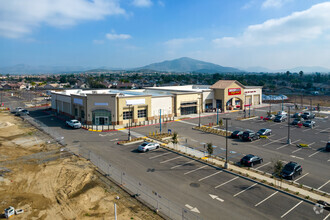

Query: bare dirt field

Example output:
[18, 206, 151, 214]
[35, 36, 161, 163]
[0, 111, 163, 220]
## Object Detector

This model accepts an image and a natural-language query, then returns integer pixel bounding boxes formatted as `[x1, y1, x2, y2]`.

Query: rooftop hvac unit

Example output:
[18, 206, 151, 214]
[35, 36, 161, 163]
[92, 91, 97, 94]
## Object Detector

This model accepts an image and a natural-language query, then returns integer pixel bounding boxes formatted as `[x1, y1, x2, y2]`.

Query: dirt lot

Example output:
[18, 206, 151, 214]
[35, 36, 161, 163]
[0, 111, 163, 220]
[287, 95, 330, 107]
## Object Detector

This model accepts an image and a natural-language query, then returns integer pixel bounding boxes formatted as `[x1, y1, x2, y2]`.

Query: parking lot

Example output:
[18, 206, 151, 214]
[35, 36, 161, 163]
[20, 104, 330, 219]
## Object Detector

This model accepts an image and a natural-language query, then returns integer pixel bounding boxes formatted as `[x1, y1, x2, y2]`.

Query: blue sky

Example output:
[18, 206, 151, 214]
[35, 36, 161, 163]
[1, 0, 330, 70]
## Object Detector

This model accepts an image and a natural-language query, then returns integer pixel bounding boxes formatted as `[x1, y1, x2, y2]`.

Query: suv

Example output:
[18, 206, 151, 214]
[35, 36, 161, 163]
[302, 112, 315, 119]
[325, 141, 330, 152]
[240, 154, 263, 167]
[303, 120, 315, 128]
[292, 112, 301, 118]
[231, 130, 243, 139]
[277, 111, 288, 117]
[242, 131, 260, 142]
[137, 142, 160, 152]
[280, 162, 302, 180]
[274, 115, 286, 122]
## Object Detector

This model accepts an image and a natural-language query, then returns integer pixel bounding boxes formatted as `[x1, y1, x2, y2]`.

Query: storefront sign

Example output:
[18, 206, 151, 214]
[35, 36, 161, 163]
[245, 90, 256, 94]
[228, 88, 241, 95]
[126, 99, 145, 106]
[73, 98, 83, 105]
[94, 102, 108, 106]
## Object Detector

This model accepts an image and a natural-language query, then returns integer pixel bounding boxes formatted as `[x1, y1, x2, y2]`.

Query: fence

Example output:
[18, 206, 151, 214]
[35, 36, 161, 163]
[74, 146, 202, 220]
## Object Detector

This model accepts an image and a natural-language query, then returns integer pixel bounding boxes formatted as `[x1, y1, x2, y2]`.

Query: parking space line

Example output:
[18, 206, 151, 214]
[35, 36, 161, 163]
[198, 170, 223, 181]
[184, 165, 208, 175]
[317, 180, 330, 190]
[308, 142, 315, 146]
[171, 160, 195, 169]
[160, 156, 183, 164]
[234, 183, 258, 197]
[291, 148, 302, 153]
[277, 139, 301, 150]
[308, 150, 321, 158]
[280, 200, 303, 218]
[317, 128, 329, 134]
[215, 176, 239, 188]
[255, 191, 278, 207]
[254, 162, 271, 170]
[149, 152, 171, 159]
[294, 173, 309, 182]
[302, 126, 319, 132]
[324, 212, 330, 220]
[263, 137, 287, 146]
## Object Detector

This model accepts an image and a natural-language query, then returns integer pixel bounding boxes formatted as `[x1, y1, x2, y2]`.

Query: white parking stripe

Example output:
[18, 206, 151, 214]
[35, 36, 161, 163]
[291, 148, 302, 153]
[308, 150, 320, 158]
[277, 139, 301, 150]
[294, 173, 309, 182]
[318, 180, 330, 190]
[324, 212, 330, 220]
[308, 142, 315, 146]
[263, 137, 287, 146]
[281, 201, 303, 218]
[317, 128, 329, 134]
[255, 191, 278, 207]
[149, 152, 171, 159]
[160, 156, 183, 164]
[171, 160, 194, 169]
[184, 165, 208, 175]
[215, 177, 239, 188]
[254, 162, 271, 170]
[234, 183, 258, 197]
[198, 170, 223, 181]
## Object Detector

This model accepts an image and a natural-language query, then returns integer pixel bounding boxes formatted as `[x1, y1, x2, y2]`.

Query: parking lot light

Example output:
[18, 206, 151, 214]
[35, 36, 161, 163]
[287, 106, 291, 144]
[223, 118, 231, 169]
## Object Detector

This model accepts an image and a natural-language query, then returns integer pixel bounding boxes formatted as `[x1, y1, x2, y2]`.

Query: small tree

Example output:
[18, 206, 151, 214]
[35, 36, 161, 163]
[273, 160, 284, 187]
[207, 143, 213, 156]
[219, 119, 223, 127]
[172, 132, 178, 145]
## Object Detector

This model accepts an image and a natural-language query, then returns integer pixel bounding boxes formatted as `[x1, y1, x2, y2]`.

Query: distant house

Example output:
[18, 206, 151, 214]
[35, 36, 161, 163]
[113, 82, 136, 89]
[2, 83, 20, 90]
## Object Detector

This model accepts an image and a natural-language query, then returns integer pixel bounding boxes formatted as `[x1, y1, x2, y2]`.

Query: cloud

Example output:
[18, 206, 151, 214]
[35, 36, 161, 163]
[93, 39, 104, 44]
[106, 33, 132, 40]
[132, 0, 153, 7]
[213, 2, 330, 47]
[0, 0, 125, 38]
[261, 0, 291, 9]
[158, 1, 165, 7]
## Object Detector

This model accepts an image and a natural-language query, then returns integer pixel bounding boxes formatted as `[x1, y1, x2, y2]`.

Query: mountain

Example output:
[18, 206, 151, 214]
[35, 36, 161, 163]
[136, 57, 242, 73]
[243, 66, 273, 73]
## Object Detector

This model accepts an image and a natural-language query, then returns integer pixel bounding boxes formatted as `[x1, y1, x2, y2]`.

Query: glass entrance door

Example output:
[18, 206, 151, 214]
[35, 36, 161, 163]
[95, 116, 108, 125]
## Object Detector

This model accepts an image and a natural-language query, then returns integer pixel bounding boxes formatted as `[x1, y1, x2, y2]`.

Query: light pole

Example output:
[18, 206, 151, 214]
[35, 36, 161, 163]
[223, 117, 231, 169]
[287, 106, 291, 144]
[128, 104, 132, 141]
[198, 96, 201, 127]
[244, 94, 247, 118]
[310, 98, 312, 115]
[281, 96, 284, 111]
[216, 108, 219, 125]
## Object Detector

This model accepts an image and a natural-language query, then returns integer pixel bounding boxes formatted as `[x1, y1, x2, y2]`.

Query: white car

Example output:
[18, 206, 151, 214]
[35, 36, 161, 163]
[15, 107, 23, 112]
[65, 119, 82, 128]
[137, 142, 160, 152]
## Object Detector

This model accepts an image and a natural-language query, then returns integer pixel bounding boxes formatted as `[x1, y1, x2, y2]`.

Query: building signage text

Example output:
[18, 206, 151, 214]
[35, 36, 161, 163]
[228, 88, 241, 96]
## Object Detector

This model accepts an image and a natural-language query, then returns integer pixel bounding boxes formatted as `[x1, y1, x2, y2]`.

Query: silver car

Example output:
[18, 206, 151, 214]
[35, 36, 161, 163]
[138, 142, 160, 152]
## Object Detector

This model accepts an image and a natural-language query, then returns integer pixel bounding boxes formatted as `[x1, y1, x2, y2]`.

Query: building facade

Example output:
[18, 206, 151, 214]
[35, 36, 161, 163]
[51, 80, 262, 126]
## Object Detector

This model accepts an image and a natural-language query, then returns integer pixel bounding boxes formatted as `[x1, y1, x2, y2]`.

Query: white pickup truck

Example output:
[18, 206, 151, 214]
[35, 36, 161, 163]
[65, 119, 82, 129]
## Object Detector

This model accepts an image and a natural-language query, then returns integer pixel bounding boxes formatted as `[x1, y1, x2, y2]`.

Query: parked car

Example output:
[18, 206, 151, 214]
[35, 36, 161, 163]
[274, 115, 286, 122]
[263, 114, 275, 121]
[325, 141, 330, 152]
[257, 128, 272, 136]
[137, 142, 160, 152]
[276, 111, 288, 117]
[292, 112, 301, 118]
[303, 120, 315, 128]
[65, 119, 82, 128]
[302, 112, 315, 119]
[291, 118, 301, 125]
[317, 200, 330, 211]
[240, 154, 263, 167]
[231, 130, 243, 139]
[15, 107, 23, 112]
[21, 109, 29, 115]
[242, 131, 260, 142]
[280, 161, 302, 180]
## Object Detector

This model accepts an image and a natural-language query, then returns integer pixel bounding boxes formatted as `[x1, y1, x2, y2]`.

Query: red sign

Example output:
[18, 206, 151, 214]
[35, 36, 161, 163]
[228, 88, 241, 96]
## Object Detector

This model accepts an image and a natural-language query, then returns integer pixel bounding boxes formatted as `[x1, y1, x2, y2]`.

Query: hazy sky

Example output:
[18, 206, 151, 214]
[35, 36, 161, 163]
[1, 0, 330, 70]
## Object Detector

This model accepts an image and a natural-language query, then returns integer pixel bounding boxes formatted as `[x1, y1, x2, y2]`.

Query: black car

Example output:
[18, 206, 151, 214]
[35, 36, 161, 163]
[291, 118, 301, 125]
[280, 162, 302, 180]
[274, 115, 286, 122]
[292, 112, 301, 118]
[240, 154, 263, 167]
[231, 130, 243, 139]
[242, 131, 260, 142]
[325, 142, 330, 152]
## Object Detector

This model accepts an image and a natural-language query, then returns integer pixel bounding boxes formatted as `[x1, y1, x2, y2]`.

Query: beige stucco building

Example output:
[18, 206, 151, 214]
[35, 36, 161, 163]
[51, 80, 262, 126]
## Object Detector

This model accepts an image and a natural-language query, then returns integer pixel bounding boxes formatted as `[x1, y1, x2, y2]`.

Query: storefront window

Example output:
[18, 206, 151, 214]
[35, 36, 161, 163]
[138, 109, 147, 118]
[123, 111, 133, 120]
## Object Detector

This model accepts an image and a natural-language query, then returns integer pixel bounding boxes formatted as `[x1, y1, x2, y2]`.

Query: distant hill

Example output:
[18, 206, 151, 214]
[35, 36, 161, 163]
[243, 66, 273, 73]
[136, 57, 242, 73]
